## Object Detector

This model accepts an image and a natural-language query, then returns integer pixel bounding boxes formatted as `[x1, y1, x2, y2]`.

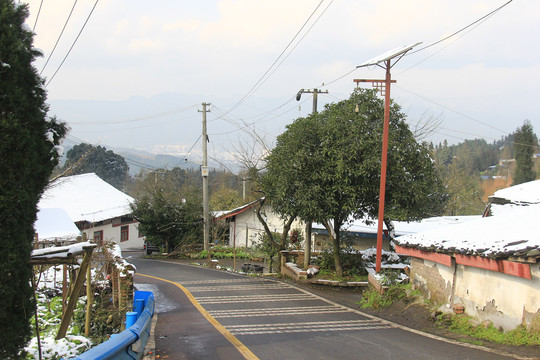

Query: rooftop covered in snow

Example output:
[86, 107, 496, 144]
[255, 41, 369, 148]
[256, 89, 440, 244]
[488, 179, 540, 217]
[312, 215, 481, 237]
[395, 204, 540, 259]
[38, 173, 134, 223]
[34, 208, 81, 242]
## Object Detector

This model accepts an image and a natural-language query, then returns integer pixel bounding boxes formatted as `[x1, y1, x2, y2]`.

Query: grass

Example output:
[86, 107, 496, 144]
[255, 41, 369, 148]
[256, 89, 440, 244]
[435, 313, 540, 346]
[317, 269, 368, 282]
[357, 282, 420, 309]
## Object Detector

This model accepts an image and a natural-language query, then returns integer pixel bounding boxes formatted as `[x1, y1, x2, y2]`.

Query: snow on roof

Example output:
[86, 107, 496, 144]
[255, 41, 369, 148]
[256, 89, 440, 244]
[31, 241, 96, 259]
[215, 198, 261, 220]
[34, 208, 81, 241]
[38, 173, 134, 223]
[488, 179, 540, 217]
[312, 216, 480, 236]
[395, 204, 540, 258]
[489, 179, 540, 204]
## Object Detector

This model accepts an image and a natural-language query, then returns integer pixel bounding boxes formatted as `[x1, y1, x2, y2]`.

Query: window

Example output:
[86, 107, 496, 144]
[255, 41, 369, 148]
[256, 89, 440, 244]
[121, 226, 129, 242]
[94, 230, 103, 245]
[138, 228, 144, 238]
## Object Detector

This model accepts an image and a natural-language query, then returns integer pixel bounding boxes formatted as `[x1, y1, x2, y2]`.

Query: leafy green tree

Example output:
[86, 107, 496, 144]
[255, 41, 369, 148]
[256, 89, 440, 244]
[131, 187, 202, 252]
[512, 121, 537, 185]
[0, 1, 67, 357]
[263, 89, 444, 276]
[64, 143, 130, 190]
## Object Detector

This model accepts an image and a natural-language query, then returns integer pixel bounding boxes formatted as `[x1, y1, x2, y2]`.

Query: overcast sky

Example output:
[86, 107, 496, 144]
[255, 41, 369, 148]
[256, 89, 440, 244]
[23, 0, 540, 166]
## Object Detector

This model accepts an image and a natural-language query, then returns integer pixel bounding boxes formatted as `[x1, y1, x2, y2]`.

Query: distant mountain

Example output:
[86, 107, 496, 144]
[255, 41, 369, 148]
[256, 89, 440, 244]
[114, 148, 198, 175]
[113, 147, 241, 176]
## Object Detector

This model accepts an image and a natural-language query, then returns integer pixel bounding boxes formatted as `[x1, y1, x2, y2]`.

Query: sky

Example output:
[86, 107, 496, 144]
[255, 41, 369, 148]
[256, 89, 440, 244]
[22, 0, 540, 170]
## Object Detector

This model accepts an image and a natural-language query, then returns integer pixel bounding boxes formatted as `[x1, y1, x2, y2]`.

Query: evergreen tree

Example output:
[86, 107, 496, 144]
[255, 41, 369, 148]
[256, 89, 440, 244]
[0, 1, 67, 357]
[64, 143, 130, 190]
[512, 121, 537, 185]
[263, 89, 444, 276]
[131, 188, 202, 252]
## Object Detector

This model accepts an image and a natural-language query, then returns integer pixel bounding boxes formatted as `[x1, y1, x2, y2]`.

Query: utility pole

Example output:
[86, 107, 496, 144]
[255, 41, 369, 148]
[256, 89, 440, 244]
[296, 88, 328, 269]
[199, 103, 211, 251]
[356, 42, 420, 272]
[296, 88, 328, 114]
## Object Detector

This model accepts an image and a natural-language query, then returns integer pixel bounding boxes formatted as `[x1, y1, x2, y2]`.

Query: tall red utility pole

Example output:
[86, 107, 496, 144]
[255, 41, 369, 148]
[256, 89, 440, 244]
[355, 43, 421, 272]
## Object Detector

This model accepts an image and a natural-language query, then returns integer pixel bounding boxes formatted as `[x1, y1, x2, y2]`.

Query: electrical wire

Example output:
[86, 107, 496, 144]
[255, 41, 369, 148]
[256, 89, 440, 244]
[395, 85, 509, 135]
[32, 0, 44, 31]
[253, 0, 335, 97]
[40, 0, 78, 75]
[208, 97, 306, 137]
[216, 0, 327, 120]
[407, 0, 513, 56]
[68, 104, 199, 125]
[65, 135, 160, 171]
[45, 0, 99, 87]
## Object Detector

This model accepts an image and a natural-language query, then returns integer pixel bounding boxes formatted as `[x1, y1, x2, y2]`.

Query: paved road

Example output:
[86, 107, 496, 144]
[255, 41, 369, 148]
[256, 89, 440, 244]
[127, 255, 522, 360]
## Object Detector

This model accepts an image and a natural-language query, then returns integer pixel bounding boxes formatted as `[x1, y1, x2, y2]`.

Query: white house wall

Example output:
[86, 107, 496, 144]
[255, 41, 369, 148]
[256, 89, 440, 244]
[228, 204, 305, 248]
[411, 257, 540, 332]
[82, 221, 144, 251]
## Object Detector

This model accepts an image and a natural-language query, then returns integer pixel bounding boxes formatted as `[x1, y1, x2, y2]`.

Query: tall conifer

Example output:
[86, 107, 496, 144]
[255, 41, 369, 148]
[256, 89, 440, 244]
[512, 121, 537, 186]
[0, 1, 67, 357]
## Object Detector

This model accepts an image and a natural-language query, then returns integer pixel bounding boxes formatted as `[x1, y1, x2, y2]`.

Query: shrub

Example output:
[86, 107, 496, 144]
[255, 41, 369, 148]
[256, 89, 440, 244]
[358, 283, 417, 309]
[319, 247, 367, 277]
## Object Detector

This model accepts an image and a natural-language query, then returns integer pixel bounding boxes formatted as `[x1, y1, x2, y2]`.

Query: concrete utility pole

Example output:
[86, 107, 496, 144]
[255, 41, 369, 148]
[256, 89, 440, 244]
[296, 88, 328, 269]
[296, 88, 328, 114]
[200, 103, 211, 251]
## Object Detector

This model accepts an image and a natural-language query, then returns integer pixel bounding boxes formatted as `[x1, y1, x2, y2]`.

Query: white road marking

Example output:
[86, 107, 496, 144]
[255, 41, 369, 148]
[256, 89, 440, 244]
[209, 305, 350, 318]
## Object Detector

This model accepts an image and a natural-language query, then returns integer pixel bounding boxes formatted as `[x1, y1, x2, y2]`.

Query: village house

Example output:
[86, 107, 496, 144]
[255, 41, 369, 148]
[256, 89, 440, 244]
[215, 198, 481, 254]
[38, 173, 145, 251]
[214, 199, 305, 248]
[395, 180, 540, 332]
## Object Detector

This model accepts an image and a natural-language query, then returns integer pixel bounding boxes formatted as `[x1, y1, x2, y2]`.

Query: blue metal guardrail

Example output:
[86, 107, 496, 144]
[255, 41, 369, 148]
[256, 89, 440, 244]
[71, 290, 155, 360]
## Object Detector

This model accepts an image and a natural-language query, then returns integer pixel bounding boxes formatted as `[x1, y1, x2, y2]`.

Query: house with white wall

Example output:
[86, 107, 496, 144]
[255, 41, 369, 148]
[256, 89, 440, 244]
[38, 173, 144, 251]
[215, 199, 305, 248]
[395, 180, 540, 333]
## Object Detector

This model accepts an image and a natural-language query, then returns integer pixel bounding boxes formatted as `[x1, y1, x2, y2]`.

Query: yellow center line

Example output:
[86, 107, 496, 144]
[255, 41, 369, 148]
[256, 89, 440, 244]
[137, 273, 260, 360]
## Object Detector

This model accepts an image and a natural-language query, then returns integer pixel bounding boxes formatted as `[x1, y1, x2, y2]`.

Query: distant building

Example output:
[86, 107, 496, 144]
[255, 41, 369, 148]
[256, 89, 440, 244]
[38, 173, 144, 251]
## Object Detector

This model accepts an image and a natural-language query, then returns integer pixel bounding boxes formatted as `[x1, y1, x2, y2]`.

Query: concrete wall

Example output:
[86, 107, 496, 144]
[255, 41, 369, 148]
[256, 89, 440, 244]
[410, 257, 540, 332]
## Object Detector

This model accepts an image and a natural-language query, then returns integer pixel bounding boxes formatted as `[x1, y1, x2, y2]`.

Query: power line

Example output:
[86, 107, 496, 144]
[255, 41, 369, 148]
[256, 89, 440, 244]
[395, 85, 509, 135]
[216, 0, 327, 120]
[209, 96, 307, 137]
[64, 135, 159, 171]
[255, 0, 335, 97]
[32, 0, 44, 31]
[40, 0, 78, 75]
[68, 104, 199, 125]
[408, 0, 513, 56]
[45, 0, 99, 87]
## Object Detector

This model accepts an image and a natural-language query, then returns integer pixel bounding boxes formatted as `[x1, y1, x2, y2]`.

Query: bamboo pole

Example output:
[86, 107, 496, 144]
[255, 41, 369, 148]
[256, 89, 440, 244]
[84, 258, 93, 337]
[56, 248, 93, 339]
